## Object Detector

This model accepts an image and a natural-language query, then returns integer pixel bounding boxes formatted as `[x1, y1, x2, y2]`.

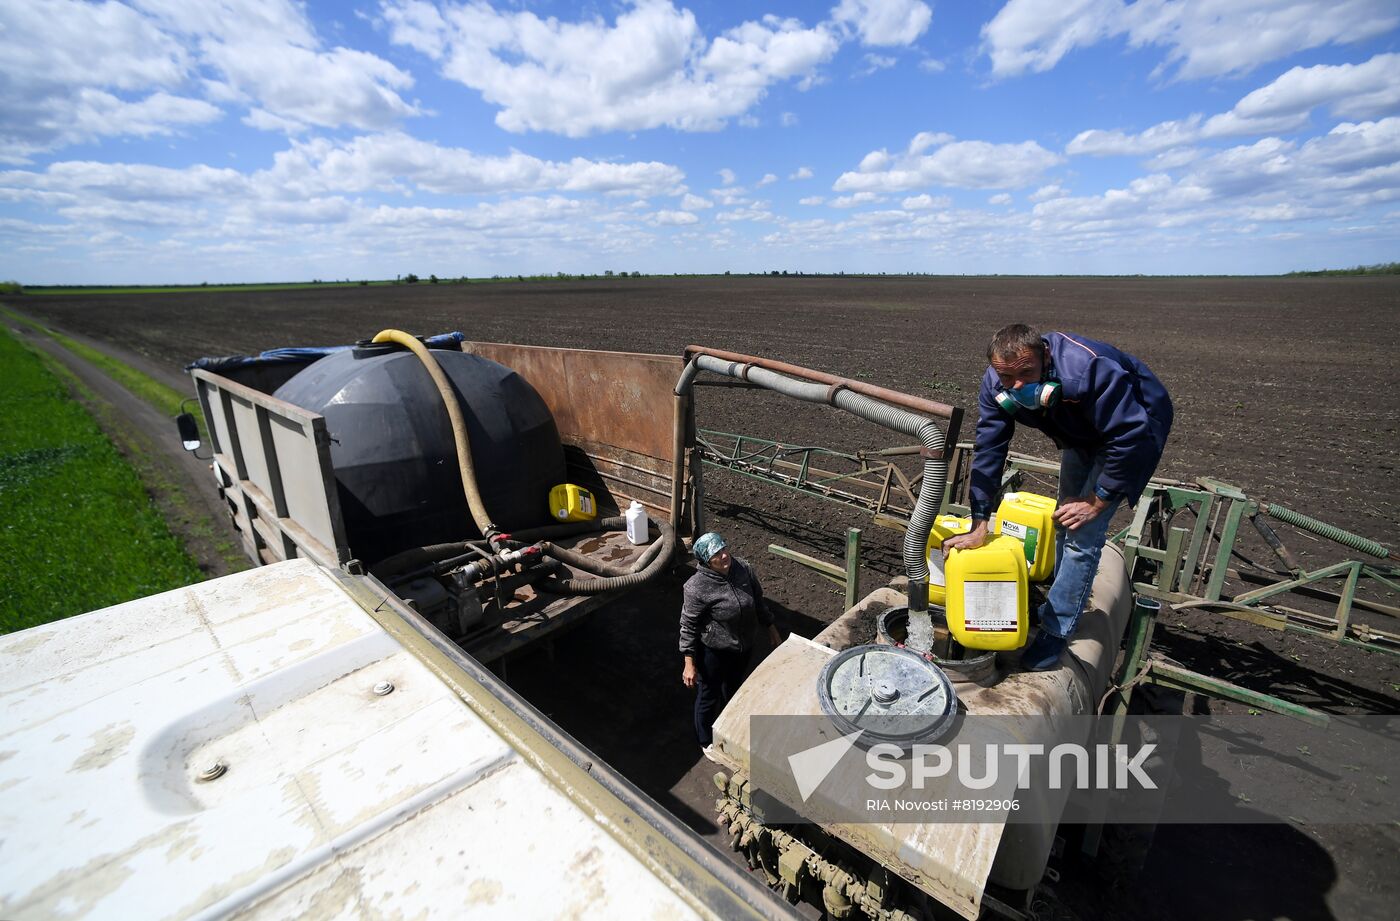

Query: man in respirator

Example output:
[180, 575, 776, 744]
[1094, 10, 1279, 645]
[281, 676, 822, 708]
[943, 324, 1173, 671]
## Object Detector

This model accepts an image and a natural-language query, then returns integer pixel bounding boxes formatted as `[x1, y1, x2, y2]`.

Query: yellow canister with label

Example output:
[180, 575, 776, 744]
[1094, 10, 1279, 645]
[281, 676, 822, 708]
[996, 491, 1058, 582]
[924, 514, 973, 606]
[548, 483, 597, 522]
[945, 535, 1029, 651]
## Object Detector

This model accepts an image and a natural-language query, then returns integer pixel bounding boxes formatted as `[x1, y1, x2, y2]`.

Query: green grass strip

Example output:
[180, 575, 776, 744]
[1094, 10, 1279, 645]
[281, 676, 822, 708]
[19, 281, 396, 295]
[0, 325, 205, 634]
[0, 305, 205, 438]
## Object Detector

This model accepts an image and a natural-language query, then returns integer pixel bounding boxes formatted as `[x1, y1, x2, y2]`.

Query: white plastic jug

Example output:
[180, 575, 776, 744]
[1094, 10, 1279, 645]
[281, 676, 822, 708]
[625, 500, 649, 545]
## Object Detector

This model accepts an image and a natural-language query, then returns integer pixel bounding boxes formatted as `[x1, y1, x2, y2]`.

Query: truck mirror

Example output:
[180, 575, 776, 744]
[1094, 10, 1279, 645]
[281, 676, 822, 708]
[176, 413, 201, 452]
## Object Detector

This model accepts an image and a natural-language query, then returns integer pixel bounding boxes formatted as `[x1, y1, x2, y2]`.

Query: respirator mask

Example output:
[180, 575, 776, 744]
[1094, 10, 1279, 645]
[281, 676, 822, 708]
[994, 372, 1061, 414]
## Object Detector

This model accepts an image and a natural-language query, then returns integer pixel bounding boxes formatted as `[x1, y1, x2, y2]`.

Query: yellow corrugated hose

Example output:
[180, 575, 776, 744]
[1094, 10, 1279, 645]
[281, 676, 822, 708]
[372, 329, 499, 539]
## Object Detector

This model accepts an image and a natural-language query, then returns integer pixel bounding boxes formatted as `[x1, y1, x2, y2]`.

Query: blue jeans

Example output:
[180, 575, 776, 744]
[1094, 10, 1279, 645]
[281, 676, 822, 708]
[1039, 450, 1121, 640]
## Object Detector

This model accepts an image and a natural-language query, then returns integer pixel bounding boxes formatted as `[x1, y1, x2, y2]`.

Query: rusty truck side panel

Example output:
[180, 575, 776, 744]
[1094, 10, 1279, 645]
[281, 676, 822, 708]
[465, 342, 686, 522]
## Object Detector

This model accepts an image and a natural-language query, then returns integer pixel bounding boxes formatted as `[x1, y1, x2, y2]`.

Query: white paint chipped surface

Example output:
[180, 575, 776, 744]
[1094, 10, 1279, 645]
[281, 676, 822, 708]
[0, 560, 702, 920]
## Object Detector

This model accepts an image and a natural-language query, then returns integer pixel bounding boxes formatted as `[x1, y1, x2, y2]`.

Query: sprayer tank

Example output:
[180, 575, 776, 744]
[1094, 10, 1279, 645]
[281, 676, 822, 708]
[273, 346, 565, 565]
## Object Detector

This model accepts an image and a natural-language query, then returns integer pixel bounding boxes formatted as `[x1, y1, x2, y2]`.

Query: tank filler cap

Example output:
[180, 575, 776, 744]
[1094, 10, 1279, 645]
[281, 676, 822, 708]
[817, 644, 958, 746]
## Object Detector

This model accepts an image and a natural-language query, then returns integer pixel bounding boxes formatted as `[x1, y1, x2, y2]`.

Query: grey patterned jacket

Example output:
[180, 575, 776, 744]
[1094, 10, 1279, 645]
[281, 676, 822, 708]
[678, 556, 772, 656]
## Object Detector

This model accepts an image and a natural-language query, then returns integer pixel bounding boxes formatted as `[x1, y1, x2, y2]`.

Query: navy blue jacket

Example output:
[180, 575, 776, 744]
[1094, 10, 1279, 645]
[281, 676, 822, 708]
[970, 332, 1173, 519]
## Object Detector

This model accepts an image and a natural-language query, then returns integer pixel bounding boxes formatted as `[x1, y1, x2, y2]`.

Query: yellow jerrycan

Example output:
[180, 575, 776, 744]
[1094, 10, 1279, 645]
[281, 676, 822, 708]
[548, 483, 597, 522]
[924, 514, 973, 606]
[945, 535, 1029, 651]
[996, 491, 1057, 582]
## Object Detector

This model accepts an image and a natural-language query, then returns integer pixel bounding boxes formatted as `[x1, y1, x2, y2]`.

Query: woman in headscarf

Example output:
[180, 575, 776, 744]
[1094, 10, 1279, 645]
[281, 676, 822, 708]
[679, 532, 782, 748]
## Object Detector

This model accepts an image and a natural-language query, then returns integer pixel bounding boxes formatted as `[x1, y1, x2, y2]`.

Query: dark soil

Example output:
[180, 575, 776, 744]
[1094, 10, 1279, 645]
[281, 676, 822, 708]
[11, 275, 1400, 919]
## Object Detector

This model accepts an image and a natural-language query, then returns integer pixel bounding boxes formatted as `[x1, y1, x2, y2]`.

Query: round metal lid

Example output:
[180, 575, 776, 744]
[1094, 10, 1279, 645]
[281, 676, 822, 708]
[817, 644, 958, 746]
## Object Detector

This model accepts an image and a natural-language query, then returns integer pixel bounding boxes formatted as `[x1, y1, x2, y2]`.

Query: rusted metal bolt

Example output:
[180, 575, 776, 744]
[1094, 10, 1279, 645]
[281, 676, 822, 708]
[196, 761, 227, 783]
[373, 681, 395, 697]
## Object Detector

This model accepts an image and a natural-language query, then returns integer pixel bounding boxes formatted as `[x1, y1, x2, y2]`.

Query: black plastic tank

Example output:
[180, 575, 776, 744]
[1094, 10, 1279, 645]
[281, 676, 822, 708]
[274, 344, 566, 565]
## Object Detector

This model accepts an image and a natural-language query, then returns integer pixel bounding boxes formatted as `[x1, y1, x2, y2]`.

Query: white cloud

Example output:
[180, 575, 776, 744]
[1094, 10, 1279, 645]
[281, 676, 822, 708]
[831, 0, 932, 47]
[0, 0, 199, 161]
[758, 173, 778, 186]
[718, 168, 737, 185]
[0, 0, 422, 161]
[836, 133, 1063, 191]
[57, 199, 211, 228]
[989, 192, 1013, 205]
[5, 90, 222, 165]
[799, 195, 825, 205]
[781, 111, 799, 127]
[1232, 52, 1400, 123]
[200, 42, 419, 132]
[4, 160, 250, 202]
[710, 185, 748, 206]
[251, 197, 356, 225]
[980, 0, 1120, 79]
[918, 57, 946, 73]
[1029, 119, 1400, 240]
[1029, 173, 1210, 228]
[831, 191, 883, 207]
[681, 193, 714, 209]
[858, 150, 892, 171]
[257, 133, 685, 197]
[852, 209, 912, 226]
[982, 0, 1399, 81]
[650, 209, 700, 225]
[0, 0, 190, 93]
[1067, 52, 1400, 158]
[1029, 183, 1067, 201]
[909, 131, 954, 154]
[790, 166, 814, 179]
[901, 193, 950, 209]
[385, 1, 840, 136]
[862, 53, 897, 74]
[1144, 147, 1201, 171]
[716, 206, 775, 222]
[361, 196, 587, 232]
[243, 108, 312, 134]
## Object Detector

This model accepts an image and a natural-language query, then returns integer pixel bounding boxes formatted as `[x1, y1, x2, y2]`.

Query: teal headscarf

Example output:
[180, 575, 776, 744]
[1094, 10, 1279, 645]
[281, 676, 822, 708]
[693, 532, 727, 564]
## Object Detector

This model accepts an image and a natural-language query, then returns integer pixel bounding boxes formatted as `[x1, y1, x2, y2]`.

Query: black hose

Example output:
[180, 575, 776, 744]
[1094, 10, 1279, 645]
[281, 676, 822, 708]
[537, 525, 669, 577]
[539, 517, 678, 595]
[371, 515, 675, 594]
[370, 540, 491, 581]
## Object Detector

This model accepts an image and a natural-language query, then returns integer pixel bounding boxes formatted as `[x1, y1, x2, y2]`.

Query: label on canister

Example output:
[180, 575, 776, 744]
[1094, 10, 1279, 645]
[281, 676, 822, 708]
[999, 520, 1039, 565]
[929, 554, 947, 587]
[961, 581, 1019, 632]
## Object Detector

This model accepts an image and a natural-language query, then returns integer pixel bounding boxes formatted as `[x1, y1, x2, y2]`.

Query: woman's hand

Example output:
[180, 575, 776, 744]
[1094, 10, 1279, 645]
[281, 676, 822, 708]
[682, 656, 697, 688]
[768, 625, 782, 648]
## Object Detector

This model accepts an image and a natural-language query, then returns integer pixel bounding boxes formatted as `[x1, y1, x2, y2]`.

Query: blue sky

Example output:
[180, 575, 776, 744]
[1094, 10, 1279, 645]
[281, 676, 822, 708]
[2, 0, 1398, 283]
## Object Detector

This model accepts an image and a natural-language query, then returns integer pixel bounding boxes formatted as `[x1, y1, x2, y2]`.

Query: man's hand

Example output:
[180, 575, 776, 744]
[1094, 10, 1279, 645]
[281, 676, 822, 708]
[1054, 495, 1108, 531]
[942, 519, 991, 557]
[768, 625, 782, 648]
[682, 656, 697, 688]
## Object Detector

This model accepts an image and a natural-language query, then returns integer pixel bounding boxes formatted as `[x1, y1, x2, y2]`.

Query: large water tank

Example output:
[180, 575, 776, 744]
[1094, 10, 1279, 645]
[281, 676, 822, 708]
[274, 345, 566, 565]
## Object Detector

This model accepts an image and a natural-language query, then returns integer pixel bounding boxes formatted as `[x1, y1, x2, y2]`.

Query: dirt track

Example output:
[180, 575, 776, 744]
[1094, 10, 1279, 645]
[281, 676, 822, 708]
[12, 275, 1400, 919]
